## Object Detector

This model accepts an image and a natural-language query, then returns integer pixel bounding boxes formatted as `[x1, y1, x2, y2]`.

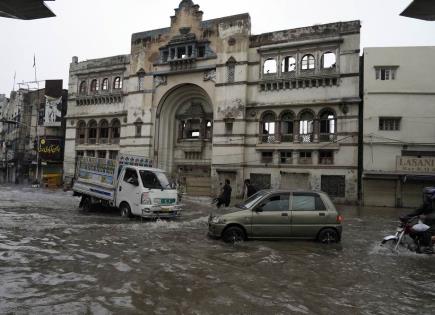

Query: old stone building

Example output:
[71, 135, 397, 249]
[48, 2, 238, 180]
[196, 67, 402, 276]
[64, 0, 361, 202]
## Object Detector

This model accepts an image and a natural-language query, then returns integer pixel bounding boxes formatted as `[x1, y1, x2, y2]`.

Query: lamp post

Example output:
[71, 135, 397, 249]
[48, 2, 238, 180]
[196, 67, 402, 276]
[0, 118, 40, 184]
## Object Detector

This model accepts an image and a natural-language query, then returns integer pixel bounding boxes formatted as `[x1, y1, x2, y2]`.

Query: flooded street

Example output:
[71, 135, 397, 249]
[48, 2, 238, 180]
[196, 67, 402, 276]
[0, 185, 434, 314]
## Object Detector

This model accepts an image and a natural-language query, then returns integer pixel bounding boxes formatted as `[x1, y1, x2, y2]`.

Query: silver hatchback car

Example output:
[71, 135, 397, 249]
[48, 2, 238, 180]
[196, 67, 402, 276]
[208, 190, 343, 243]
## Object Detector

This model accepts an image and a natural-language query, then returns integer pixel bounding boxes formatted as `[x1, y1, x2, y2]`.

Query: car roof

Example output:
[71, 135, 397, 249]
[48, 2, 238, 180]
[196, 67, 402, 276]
[259, 189, 327, 195]
[123, 165, 166, 173]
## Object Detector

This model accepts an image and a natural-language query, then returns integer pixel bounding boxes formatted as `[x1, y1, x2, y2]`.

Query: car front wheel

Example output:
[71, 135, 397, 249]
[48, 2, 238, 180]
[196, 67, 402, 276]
[222, 226, 246, 243]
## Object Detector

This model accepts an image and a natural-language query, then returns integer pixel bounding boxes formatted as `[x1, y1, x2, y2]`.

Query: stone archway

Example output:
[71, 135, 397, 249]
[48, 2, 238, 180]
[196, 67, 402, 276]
[155, 84, 213, 196]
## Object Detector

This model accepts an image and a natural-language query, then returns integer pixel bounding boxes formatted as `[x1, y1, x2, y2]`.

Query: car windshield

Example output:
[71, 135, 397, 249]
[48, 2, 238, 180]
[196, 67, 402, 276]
[236, 190, 268, 209]
[139, 170, 171, 190]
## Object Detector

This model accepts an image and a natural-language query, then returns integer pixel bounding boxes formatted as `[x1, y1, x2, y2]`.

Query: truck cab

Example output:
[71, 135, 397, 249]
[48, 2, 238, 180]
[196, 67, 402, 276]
[116, 166, 180, 219]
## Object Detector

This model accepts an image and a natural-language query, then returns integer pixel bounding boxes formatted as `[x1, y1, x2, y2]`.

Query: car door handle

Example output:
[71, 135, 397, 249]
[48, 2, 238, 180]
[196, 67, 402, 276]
[281, 213, 288, 217]
[319, 213, 326, 216]
[119, 186, 122, 192]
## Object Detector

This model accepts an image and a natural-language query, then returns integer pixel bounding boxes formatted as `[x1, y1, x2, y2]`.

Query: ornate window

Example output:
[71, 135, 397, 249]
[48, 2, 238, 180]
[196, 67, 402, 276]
[227, 57, 236, 83]
[261, 112, 277, 143]
[263, 58, 277, 74]
[90, 79, 99, 92]
[79, 81, 87, 94]
[321, 52, 336, 69]
[319, 110, 337, 142]
[299, 111, 314, 143]
[113, 77, 122, 89]
[135, 119, 143, 137]
[280, 111, 294, 142]
[110, 119, 121, 144]
[99, 120, 109, 144]
[102, 78, 109, 91]
[88, 120, 98, 144]
[282, 56, 296, 73]
[301, 54, 315, 70]
[176, 103, 212, 141]
[76, 120, 86, 144]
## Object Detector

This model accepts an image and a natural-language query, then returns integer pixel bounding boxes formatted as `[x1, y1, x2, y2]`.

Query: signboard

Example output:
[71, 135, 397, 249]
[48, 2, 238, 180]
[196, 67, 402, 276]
[38, 138, 63, 162]
[77, 157, 117, 186]
[44, 95, 62, 127]
[396, 156, 435, 173]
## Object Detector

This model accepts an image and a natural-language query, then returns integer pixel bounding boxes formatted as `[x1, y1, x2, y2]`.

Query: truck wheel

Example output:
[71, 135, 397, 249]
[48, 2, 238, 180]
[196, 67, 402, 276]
[81, 196, 92, 212]
[120, 203, 132, 218]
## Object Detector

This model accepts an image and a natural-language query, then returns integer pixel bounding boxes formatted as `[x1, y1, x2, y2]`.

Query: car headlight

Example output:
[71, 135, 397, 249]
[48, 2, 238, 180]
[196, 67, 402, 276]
[211, 216, 226, 224]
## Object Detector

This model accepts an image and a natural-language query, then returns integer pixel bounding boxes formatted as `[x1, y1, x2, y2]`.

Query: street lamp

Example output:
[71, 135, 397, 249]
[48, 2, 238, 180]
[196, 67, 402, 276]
[0, 117, 40, 184]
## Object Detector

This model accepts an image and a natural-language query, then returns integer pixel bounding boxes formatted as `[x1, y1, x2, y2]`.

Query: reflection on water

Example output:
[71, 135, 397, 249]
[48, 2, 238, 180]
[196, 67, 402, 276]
[0, 186, 434, 314]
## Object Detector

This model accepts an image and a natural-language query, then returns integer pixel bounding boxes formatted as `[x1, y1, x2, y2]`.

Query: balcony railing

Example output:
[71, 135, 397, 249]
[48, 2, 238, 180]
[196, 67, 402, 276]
[260, 134, 279, 144]
[319, 157, 334, 165]
[299, 133, 314, 143]
[319, 133, 337, 142]
[298, 157, 312, 165]
[281, 134, 293, 143]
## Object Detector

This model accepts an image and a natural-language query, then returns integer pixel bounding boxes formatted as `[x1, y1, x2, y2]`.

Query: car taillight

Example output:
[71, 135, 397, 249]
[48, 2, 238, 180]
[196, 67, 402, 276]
[337, 215, 343, 223]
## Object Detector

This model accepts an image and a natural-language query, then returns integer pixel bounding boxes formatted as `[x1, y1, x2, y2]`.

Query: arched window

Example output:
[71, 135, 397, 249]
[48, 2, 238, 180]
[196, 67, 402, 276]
[263, 58, 277, 74]
[113, 77, 122, 89]
[79, 81, 87, 94]
[299, 111, 314, 143]
[88, 120, 98, 144]
[227, 57, 236, 83]
[205, 120, 213, 139]
[102, 78, 109, 91]
[280, 111, 294, 142]
[319, 110, 337, 142]
[134, 119, 143, 138]
[99, 120, 109, 144]
[76, 120, 86, 144]
[321, 52, 336, 69]
[110, 119, 121, 144]
[282, 56, 296, 73]
[261, 112, 277, 143]
[301, 54, 315, 70]
[90, 79, 99, 92]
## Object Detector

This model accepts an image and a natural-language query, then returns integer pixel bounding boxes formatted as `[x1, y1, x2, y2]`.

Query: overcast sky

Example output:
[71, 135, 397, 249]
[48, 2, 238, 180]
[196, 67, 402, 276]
[0, 0, 434, 97]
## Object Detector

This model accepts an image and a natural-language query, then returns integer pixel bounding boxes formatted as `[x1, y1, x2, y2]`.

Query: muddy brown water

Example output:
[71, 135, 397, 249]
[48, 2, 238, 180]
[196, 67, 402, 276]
[0, 185, 434, 314]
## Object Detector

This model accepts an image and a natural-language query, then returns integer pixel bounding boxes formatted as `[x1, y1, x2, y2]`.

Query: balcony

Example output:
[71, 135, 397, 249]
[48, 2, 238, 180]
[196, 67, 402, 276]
[319, 133, 337, 142]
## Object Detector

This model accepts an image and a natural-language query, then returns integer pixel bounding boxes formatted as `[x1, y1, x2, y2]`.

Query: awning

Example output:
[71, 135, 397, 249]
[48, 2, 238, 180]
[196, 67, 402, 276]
[0, 0, 55, 20]
[401, 0, 435, 21]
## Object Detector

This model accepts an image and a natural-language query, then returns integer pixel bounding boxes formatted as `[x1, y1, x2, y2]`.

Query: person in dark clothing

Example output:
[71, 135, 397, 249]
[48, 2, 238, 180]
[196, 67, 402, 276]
[244, 179, 258, 199]
[216, 179, 232, 208]
[404, 187, 435, 252]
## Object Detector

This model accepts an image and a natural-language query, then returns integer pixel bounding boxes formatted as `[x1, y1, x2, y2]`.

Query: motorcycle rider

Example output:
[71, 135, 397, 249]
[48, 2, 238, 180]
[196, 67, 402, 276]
[404, 187, 435, 253]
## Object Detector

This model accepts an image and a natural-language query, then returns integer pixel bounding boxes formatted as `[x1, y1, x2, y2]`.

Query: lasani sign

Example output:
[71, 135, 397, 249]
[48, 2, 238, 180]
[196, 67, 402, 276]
[396, 156, 435, 173]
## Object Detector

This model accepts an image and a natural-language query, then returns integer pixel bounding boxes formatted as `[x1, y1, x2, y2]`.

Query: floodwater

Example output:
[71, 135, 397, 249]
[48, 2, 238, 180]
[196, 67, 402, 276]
[0, 185, 434, 315]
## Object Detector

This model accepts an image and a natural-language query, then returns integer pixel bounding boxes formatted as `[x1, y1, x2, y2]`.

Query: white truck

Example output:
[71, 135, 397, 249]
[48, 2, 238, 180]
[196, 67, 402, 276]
[73, 154, 182, 219]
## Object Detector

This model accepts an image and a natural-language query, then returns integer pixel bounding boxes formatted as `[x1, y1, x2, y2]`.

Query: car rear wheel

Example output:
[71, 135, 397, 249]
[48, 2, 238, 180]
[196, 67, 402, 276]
[120, 203, 132, 218]
[317, 228, 339, 244]
[222, 226, 246, 243]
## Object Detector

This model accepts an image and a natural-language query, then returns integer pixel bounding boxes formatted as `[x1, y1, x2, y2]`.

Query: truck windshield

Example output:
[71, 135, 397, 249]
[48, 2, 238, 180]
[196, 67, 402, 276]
[139, 170, 171, 190]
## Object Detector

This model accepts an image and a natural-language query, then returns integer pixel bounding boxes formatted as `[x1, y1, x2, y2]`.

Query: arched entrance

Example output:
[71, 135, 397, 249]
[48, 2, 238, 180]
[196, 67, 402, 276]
[155, 84, 213, 196]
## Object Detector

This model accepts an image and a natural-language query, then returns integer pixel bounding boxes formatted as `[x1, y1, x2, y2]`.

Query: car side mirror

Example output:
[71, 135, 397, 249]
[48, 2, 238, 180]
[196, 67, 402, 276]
[130, 178, 139, 186]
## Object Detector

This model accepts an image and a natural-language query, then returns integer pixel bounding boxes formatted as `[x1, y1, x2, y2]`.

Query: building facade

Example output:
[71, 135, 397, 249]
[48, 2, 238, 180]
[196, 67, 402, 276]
[0, 81, 67, 185]
[64, 0, 361, 202]
[363, 47, 435, 208]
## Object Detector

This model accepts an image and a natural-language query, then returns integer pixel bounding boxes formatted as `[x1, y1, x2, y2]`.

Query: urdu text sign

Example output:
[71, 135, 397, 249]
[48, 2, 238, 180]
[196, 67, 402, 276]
[396, 156, 435, 173]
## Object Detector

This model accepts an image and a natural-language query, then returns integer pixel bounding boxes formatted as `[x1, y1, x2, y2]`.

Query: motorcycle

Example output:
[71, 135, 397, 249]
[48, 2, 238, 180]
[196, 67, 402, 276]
[381, 215, 434, 254]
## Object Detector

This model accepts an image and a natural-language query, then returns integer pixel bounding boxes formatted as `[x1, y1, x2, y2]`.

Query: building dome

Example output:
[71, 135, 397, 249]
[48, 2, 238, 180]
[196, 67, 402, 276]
[179, 0, 194, 9]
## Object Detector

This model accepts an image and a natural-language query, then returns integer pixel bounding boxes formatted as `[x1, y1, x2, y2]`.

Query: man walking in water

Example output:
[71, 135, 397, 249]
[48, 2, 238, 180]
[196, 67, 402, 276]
[217, 179, 232, 208]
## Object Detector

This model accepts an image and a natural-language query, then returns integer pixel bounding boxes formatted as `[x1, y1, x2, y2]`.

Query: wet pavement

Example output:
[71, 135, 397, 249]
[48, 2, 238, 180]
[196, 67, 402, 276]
[0, 184, 434, 315]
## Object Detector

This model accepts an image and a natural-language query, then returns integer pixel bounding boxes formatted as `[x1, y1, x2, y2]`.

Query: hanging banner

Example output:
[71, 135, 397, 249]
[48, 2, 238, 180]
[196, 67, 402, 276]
[38, 138, 63, 162]
[44, 95, 62, 126]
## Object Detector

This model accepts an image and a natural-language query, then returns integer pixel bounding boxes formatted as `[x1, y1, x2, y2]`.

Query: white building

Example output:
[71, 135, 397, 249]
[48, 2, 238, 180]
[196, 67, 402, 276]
[64, 0, 361, 202]
[363, 47, 435, 207]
